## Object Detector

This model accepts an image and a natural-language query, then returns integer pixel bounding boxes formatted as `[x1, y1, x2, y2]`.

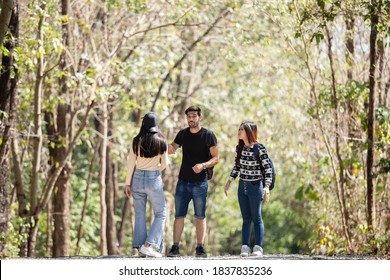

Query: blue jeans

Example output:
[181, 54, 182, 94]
[174, 179, 208, 219]
[237, 179, 264, 247]
[132, 170, 166, 251]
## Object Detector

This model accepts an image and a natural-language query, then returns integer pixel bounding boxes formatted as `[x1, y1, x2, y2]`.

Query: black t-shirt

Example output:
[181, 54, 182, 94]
[174, 127, 218, 182]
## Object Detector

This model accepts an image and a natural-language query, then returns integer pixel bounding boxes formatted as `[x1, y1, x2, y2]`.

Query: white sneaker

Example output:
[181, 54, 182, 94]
[139, 244, 162, 258]
[240, 245, 250, 257]
[252, 245, 263, 256]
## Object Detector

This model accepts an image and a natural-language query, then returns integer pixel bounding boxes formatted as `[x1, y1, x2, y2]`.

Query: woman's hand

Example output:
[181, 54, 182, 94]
[125, 185, 132, 198]
[263, 185, 270, 202]
[224, 180, 231, 196]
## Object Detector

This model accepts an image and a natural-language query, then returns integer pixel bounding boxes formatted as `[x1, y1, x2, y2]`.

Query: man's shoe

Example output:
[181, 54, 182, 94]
[195, 245, 207, 258]
[167, 244, 180, 257]
[240, 245, 250, 257]
[139, 244, 162, 258]
[252, 245, 263, 256]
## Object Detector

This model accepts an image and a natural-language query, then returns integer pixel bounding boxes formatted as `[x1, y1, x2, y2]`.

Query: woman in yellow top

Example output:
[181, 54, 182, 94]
[125, 112, 168, 257]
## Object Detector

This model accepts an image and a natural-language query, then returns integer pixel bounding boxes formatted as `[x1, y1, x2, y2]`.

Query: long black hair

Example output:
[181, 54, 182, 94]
[132, 131, 167, 158]
[235, 121, 258, 166]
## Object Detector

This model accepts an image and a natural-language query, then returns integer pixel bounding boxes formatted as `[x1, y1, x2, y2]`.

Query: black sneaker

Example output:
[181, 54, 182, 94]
[167, 244, 180, 257]
[195, 245, 207, 258]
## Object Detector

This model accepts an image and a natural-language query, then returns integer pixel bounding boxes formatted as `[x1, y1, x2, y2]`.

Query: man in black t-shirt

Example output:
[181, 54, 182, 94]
[167, 106, 218, 258]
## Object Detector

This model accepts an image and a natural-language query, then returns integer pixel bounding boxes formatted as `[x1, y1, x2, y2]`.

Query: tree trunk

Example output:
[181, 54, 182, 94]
[97, 102, 108, 256]
[367, 0, 378, 232]
[0, 1, 18, 257]
[29, 5, 45, 253]
[0, 0, 14, 49]
[117, 198, 130, 253]
[345, 9, 357, 140]
[52, 0, 72, 257]
[46, 199, 52, 257]
[325, 23, 353, 252]
[52, 163, 71, 257]
[105, 106, 119, 255]
[385, 76, 389, 108]
[0, 150, 9, 257]
[75, 141, 100, 255]
[344, 4, 360, 249]
[377, 39, 384, 106]
[43, 83, 55, 256]
[11, 137, 27, 217]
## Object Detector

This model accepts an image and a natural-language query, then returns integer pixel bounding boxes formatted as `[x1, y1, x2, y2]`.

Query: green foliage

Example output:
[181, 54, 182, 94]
[0, 109, 9, 119]
[5, 0, 389, 258]
[376, 105, 390, 175]
[0, 211, 29, 258]
[124, 0, 147, 13]
[295, 183, 320, 201]
[263, 200, 312, 254]
[310, 223, 338, 255]
[69, 143, 103, 256]
[375, 231, 390, 254]
[308, 80, 368, 119]
[291, 0, 390, 256]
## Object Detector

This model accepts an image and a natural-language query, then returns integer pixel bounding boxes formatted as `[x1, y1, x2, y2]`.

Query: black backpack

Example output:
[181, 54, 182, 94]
[205, 143, 214, 180]
[253, 143, 276, 190]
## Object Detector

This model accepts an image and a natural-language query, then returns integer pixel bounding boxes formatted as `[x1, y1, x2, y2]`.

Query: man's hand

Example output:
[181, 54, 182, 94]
[169, 143, 180, 155]
[192, 163, 203, 174]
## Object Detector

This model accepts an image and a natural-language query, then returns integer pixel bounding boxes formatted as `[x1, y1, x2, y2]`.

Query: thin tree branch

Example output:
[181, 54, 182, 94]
[150, 8, 231, 112]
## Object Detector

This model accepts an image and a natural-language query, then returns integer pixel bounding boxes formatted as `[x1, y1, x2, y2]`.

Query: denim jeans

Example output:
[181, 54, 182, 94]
[237, 179, 264, 247]
[132, 169, 166, 252]
[174, 179, 208, 219]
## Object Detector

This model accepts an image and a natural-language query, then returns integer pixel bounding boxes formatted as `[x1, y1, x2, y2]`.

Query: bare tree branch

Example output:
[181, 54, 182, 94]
[150, 8, 231, 112]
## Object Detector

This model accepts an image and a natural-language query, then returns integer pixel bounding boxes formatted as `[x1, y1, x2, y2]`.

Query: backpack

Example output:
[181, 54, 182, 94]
[253, 143, 276, 190]
[205, 165, 213, 180]
[205, 141, 214, 180]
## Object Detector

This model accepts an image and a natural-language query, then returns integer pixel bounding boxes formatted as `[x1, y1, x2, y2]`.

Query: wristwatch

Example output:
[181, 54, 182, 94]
[202, 163, 207, 170]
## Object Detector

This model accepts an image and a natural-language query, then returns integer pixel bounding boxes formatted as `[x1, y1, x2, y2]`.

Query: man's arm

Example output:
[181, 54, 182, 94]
[193, 145, 219, 174]
[205, 145, 219, 168]
[168, 142, 180, 154]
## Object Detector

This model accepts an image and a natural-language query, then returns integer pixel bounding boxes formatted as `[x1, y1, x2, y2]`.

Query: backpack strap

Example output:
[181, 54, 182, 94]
[254, 143, 275, 190]
[253, 143, 263, 173]
[253, 143, 272, 189]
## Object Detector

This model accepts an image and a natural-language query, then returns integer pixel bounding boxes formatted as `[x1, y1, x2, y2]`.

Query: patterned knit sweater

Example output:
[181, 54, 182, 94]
[229, 143, 273, 185]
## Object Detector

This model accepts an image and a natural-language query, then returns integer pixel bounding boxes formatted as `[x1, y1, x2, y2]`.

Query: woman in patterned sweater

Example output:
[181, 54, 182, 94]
[224, 121, 273, 257]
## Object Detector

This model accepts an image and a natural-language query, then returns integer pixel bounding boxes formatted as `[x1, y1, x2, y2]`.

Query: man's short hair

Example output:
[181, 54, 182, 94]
[185, 106, 202, 116]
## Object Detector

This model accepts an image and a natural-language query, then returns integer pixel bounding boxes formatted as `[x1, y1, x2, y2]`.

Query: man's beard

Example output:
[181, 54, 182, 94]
[188, 121, 198, 127]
